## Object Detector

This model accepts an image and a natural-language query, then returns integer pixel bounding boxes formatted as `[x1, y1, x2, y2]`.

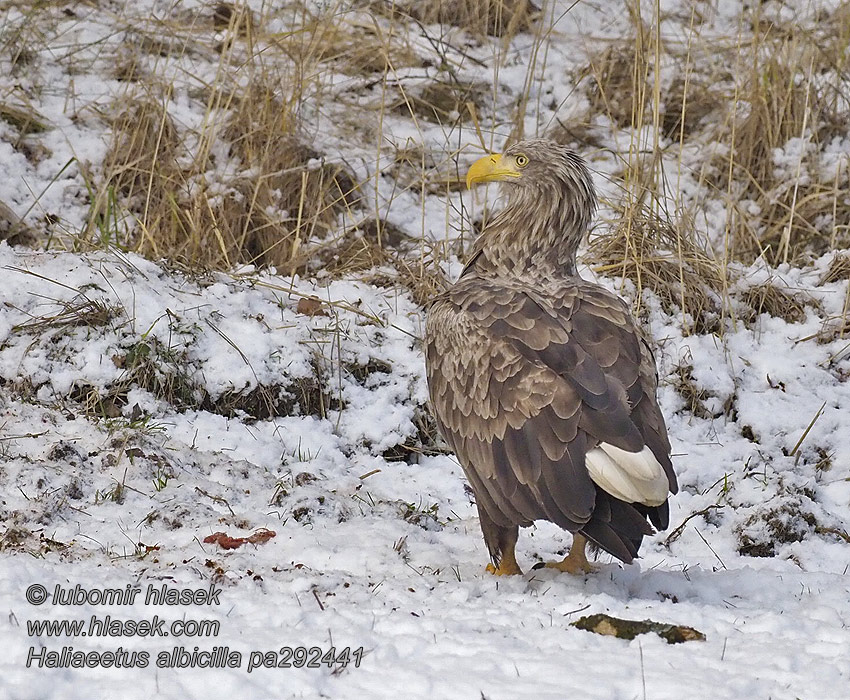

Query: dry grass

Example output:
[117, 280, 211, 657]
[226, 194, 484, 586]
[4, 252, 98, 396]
[671, 362, 718, 420]
[6, 0, 850, 335]
[374, 0, 540, 39]
[72, 336, 341, 423]
[710, 37, 849, 264]
[386, 143, 468, 196]
[574, 11, 720, 139]
[311, 218, 449, 305]
[93, 87, 359, 268]
[576, 10, 732, 334]
[219, 82, 359, 266]
[293, 10, 423, 74]
[737, 281, 819, 325]
[75, 0, 505, 278]
[659, 76, 717, 141]
[588, 205, 724, 335]
[84, 4, 364, 271]
[572, 1, 850, 335]
[1, 200, 35, 246]
[577, 40, 648, 131]
[820, 253, 850, 285]
[0, 101, 49, 136]
[735, 495, 818, 558]
[10, 296, 117, 334]
[392, 79, 490, 126]
[313, 219, 405, 277]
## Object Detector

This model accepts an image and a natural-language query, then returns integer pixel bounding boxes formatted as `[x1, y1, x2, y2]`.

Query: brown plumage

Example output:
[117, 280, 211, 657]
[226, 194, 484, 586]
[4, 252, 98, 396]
[424, 140, 677, 575]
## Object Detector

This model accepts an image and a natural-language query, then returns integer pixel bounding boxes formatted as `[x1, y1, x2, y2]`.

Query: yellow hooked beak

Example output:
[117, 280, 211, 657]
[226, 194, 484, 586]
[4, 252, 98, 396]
[465, 153, 522, 189]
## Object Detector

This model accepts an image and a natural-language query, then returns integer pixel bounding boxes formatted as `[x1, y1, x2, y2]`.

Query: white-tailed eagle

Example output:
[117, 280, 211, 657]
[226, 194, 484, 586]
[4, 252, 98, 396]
[425, 140, 677, 575]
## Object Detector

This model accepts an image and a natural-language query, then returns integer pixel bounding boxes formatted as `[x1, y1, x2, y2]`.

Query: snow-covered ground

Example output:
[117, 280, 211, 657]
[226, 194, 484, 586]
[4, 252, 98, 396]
[2, 1, 849, 698]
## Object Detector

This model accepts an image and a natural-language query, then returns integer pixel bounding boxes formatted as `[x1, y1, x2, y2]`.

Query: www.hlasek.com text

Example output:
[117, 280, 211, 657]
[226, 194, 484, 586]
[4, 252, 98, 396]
[28, 614, 220, 638]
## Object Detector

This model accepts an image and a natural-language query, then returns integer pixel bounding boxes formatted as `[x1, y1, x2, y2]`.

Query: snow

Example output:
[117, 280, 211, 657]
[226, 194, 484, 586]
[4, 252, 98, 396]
[2, 0, 850, 698]
[2, 241, 848, 699]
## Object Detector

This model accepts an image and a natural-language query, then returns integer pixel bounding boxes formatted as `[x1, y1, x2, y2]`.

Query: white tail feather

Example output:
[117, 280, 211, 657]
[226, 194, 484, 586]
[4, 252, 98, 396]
[585, 444, 669, 506]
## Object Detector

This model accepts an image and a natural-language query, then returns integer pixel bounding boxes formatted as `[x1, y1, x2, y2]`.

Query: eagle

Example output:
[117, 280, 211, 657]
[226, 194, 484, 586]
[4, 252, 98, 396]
[424, 139, 677, 575]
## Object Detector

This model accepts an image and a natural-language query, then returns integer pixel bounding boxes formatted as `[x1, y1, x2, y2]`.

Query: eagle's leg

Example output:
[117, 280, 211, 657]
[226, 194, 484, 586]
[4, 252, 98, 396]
[479, 508, 523, 576]
[543, 533, 597, 574]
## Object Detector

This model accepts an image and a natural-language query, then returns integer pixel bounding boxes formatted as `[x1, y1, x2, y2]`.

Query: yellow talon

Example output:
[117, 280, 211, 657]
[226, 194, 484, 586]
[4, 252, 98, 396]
[541, 558, 597, 575]
[486, 561, 523, 576]
[538, 534, 597, 575]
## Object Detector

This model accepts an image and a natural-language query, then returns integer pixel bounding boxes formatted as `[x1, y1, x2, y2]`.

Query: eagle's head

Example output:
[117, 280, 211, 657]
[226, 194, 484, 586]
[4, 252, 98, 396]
[466, 139, 595, 208]
[465, 140, 597, 272]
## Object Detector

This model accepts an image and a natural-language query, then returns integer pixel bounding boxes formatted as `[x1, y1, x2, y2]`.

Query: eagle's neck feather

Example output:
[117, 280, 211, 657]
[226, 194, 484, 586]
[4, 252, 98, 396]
[467, 175, 595, 279]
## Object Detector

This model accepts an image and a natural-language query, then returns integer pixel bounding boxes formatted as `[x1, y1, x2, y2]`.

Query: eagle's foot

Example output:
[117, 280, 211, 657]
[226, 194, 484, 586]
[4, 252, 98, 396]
[486, 560, 523, 576]
[540, 556, 597, 575]
[535, 533, 596, 575]
[482, 522, 522, 575]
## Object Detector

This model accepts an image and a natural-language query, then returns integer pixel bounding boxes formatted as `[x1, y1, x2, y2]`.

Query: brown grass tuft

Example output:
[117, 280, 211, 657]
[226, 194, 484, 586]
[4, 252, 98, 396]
[91, 81, 359, 270]
[11, 296, 117, 335]
[820, 253, 850, 285]
[578, 40, 647, 131]
[77, 339, 341, 422]
[219, 82, 360, 266]
[311, 218, 449, 306]
[737, 281, 819, 325]
[0, 101, 49, 136]
[1, 200, 35, 246]
[386, 251, 451, 306]
[295, 11, 423, 75]
[581, 4, 850, 271]
[588, 206, 724, 334]
[386, 143, 466, 195]
[728, 53, 819, 191]
[660, 76, 717, 141]
[576, 28, 719, 139]
[375, 0, 540, 39]
[315, 219, 407, 274]
[708, 31, 849, 264]
[93, 97, 180, 249]
[671, 362, 714, 420]
[391, 79, 490, 127]
[669, 359, 734, 420]
[736, 498, 817, 558]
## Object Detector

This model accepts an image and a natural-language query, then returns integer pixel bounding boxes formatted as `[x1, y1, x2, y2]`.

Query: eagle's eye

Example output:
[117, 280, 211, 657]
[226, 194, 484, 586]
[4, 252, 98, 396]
[515, 154, 529, 168]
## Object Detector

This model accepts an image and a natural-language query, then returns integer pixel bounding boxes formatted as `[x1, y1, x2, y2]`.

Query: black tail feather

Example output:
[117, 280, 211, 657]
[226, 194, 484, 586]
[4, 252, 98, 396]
[580, 490, 669, 564]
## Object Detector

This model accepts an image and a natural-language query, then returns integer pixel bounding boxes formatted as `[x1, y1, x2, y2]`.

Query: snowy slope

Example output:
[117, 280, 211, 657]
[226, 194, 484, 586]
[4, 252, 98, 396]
[1, 242, 848, 699]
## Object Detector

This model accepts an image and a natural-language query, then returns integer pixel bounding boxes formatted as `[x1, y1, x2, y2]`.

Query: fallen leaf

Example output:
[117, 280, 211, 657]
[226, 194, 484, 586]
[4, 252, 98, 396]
[296, 297, 327, 316]
[203, 532, 244, 549]
[246, 528, 276, 545]
[203, 529, 276, 550]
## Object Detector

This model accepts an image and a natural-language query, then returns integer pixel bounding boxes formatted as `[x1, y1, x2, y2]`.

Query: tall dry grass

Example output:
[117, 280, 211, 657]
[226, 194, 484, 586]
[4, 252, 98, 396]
[566, 0, 850, 334]
[372, 0, 540, 39]
[6, 0, 850, 327]
[84, 3, 367, 271]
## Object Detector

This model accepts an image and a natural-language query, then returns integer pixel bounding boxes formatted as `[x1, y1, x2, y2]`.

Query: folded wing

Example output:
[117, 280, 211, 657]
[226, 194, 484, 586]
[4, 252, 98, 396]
[425, 277, 677, 562]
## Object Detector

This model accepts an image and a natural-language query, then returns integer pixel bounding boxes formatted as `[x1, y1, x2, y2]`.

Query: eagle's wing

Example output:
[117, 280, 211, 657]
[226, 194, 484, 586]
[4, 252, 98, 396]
[425, 277, 677, 562]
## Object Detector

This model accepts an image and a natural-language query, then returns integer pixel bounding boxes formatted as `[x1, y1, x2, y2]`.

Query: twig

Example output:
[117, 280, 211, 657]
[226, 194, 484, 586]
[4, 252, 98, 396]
[194, 487, 235, 516]
[815, 526, 850, 544]
[0, 431, 49, 442]
[789, 401, 826, 460]
[661, 505, 724, 547]
[694, 528, 726, 570]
